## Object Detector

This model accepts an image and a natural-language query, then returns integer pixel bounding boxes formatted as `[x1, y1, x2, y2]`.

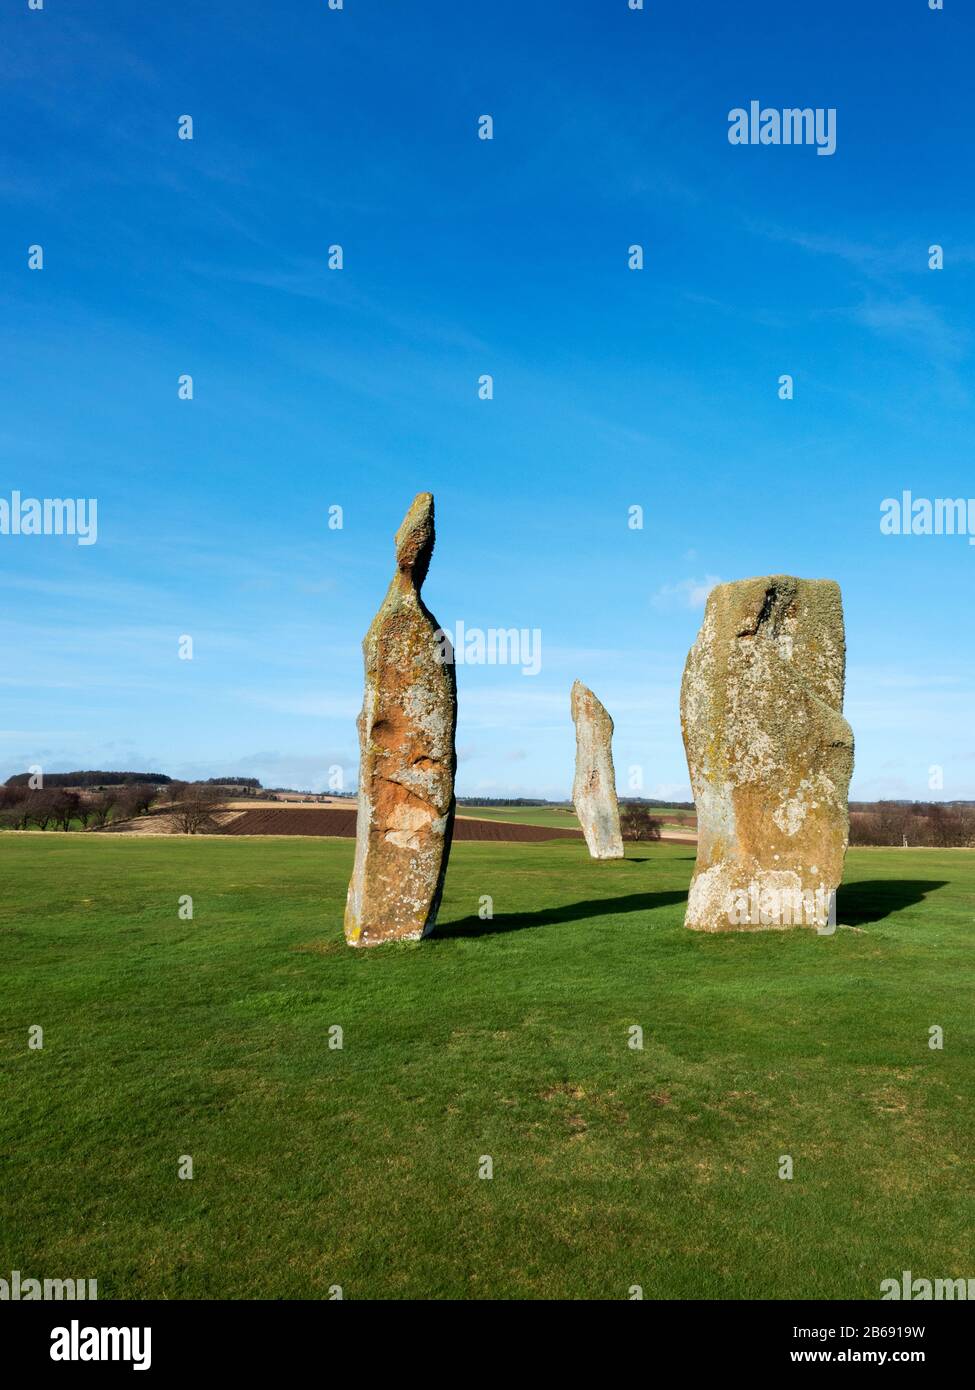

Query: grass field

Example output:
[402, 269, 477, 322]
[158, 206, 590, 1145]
[459, 804, 696, 831]
[1, 834, 971, 1300]
[458, 804, 581, 829]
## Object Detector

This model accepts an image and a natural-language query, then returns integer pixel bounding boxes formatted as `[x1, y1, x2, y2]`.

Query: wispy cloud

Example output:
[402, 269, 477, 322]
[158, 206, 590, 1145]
[848, 296, 968, 364]
[652, 575, 722, 610]
[237, 690, 360, 721]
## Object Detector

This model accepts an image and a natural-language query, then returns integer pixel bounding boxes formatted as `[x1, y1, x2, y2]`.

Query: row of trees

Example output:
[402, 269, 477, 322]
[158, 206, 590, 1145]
[0, 778, 236, 835]
[0, 778, 232, 828]
[850, 801, 975, 848]
[4, 770, 171, 789]
[0, 782, 159, 831]
[0, 781, 235, 834]
[199, 776, 261, 788]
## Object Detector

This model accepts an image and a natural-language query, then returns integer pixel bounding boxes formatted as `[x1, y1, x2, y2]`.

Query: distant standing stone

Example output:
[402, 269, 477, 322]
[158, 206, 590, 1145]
[344, 493, 457, 946]
[680, 576, 854, 931]
[571, 680, 624, 860]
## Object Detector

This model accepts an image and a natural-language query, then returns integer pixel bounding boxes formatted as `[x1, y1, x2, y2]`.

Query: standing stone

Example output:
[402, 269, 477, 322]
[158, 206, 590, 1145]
[571, 680, 624, 859]
[344, 493, 457, 947]
[680, 576, 854, 931]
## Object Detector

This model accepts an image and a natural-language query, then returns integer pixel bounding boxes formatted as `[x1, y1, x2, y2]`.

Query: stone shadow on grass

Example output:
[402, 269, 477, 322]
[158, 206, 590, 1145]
[837, 879, 949, 926]
[433, 890, 688, 940]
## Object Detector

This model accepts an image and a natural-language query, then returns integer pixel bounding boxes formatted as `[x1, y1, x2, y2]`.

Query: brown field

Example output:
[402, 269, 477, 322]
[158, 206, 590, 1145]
[100, 801, 696, 843]
[217, 807, 583, 842]
[220, 797, 351, 809]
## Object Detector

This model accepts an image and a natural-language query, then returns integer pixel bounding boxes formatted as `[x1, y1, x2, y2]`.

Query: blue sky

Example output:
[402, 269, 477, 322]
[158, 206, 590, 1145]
[1, 0, 973, 801]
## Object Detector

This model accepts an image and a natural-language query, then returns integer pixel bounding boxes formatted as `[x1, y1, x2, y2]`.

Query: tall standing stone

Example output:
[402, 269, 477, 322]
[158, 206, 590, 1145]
[680, 576, 854, 931]
[344, 493, 457, 946]
[571, 680, 624, 859]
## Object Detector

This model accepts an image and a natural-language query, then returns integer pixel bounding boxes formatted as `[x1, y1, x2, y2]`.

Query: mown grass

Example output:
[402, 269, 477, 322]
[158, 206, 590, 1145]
[0, 834, 971, 1300]
[459, 804, 581, 828]
[460, 804, 695, 831]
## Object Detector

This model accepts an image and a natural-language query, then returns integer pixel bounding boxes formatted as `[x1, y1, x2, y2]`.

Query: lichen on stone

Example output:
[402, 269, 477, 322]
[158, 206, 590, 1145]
[344, 493, 457, 946]
[570, 680, 624, 860]
[680, 576, 854, 931]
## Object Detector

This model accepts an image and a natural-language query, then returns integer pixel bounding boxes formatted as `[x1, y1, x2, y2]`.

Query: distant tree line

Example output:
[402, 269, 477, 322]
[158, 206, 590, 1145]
[850, 801, 975, 848]
[849, 799, 975, 809]
[4, 770, 171, 789]
[200, 777, 262, 788]
[456, 797, 551, 806]
[619, 798, 694, 811]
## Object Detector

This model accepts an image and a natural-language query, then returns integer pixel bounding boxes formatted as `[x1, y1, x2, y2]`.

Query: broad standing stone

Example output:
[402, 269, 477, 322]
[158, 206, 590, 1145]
[680, 576, 854, 931]
[571, 680, 624, 859]
[344, 493, 457, 946]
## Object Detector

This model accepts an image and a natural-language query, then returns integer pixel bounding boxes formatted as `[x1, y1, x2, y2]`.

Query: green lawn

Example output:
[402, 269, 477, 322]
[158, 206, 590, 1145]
[1, 834, 971, 1300]
[459, 804, 581, 829]
[459, 804, 696, 832]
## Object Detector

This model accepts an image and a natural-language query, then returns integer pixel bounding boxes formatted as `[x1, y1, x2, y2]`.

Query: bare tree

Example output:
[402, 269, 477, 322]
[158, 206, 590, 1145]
[850, 800, 975, 847]
[87, 790, 119, 828]
[925, 802, 975, 848]
[25, 789, 59, 830]
[168, 782, 223, 834]
[114, 783, 157, 821]
[0, 783, 28, 828]
[51, 790, 80, 831]
[619, 805, 663, 842]
[126, 783, 158, 817]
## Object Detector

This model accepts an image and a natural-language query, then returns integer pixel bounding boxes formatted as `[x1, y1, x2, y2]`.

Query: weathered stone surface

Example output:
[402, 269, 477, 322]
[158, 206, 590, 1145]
[571, 680, 624, 860]
[344, 493, 457, 946]
[680, 576, 854, 931]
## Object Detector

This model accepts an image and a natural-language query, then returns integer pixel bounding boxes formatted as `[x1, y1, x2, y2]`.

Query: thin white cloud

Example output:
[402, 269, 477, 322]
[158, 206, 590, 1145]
[238, 691, 360, 720]
[850, 296, 968, 364]
[652, 575, 723, 610]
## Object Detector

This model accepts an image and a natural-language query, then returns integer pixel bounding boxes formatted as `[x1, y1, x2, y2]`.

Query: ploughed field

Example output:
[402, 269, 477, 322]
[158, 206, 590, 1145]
[211, 803, 694, 843]
[218, 806, 582, 842]
[1, 834, 971, 1300]
[458, 804, 698, 832]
